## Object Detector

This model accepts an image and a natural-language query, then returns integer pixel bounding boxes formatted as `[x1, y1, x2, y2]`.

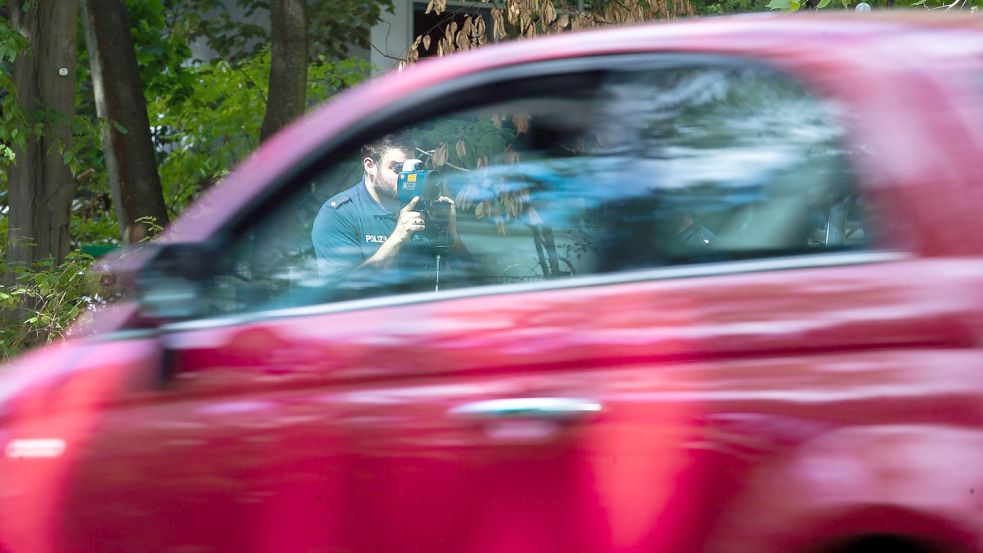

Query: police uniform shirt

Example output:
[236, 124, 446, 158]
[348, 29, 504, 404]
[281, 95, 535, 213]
[311, 180, 397, 277]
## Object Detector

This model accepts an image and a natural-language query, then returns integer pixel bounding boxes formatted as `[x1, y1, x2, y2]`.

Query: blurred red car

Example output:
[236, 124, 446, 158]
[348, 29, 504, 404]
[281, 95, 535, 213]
[3, 13, 983, 553]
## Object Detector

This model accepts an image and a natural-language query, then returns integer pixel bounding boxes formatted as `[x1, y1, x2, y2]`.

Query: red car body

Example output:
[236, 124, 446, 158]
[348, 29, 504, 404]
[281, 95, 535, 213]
[2, 13, 983, 553]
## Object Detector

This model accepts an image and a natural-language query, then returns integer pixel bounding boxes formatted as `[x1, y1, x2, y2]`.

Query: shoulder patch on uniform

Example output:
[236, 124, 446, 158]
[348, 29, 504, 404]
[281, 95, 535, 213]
[328, 195, 353, 209]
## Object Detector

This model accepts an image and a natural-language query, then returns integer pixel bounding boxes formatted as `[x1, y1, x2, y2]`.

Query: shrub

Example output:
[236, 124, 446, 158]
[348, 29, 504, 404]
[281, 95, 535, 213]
[0, 252, 103, 362]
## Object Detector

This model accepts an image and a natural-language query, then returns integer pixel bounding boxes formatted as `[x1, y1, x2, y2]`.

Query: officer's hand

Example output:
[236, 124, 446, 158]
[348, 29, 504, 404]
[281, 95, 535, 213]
[391, 196, 424, 244]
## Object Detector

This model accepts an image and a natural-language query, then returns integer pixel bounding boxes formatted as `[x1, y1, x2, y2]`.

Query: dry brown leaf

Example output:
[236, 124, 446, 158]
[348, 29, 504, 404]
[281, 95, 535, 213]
[507, 0, 520, 23]
[542, 0, 557, 24]
[503, 195, 517, 218]
[491, 9, 506, 40]
[456, 30, 469, 50]
[433, 143, 449, 166]
[435, 0, 447, 14]
[455, 139, 467, 159]
[425, 0, 435, 14]
[490, 113, 502, 129]
[512, 113, 531, 134]
[475, 201, 489, 219]
[422, 35, 431, 51]
[556, 12, 569, 28]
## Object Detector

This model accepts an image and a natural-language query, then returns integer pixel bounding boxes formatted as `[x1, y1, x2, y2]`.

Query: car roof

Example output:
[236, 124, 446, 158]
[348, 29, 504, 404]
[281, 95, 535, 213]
[160, 13, 983, 247]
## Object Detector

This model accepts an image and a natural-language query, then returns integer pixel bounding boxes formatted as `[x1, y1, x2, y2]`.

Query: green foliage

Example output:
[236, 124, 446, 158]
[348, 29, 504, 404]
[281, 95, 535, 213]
[690, 0, 763, 14]
[68, 0, 198, 252]
[0, 14, 28, 193]
[71, 201, 120, 249]
[1, 0, 381, 361]
[166, 0, 394, 63]
[0, 252, 101, 361]
[164, 0, 266, 63]
[127, 0, 195, 104]
[134, 215, 164, 238]
[307, 55, 374, 105]
[305, 0, 394, 59]
[151, 50, 370, 216]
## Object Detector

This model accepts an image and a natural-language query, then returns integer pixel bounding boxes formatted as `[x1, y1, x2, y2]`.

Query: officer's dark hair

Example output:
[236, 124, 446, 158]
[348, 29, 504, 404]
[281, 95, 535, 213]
[361, 134, 413, 163]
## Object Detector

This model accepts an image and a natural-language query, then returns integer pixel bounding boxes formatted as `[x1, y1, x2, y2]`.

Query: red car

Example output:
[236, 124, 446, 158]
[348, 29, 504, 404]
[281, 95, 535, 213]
[3, 13, 983, 553]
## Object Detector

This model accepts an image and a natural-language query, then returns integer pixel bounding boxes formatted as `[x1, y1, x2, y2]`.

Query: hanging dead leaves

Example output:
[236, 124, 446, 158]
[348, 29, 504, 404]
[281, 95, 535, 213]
[407, 0, 695, 232]
[415, 0, 691, 65]
[432, 143, 449, 167]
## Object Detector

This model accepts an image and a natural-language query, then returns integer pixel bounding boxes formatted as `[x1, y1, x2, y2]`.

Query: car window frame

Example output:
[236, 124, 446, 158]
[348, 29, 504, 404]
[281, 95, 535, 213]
[160, 53, 909, 333]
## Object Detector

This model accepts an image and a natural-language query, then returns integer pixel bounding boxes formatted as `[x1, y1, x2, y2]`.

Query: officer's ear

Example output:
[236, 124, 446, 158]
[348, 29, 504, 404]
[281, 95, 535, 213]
[363, 156, 376, 174]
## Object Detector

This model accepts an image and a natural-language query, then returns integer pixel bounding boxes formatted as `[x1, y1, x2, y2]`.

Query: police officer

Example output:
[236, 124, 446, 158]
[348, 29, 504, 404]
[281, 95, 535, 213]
[311, 136, 466, 278]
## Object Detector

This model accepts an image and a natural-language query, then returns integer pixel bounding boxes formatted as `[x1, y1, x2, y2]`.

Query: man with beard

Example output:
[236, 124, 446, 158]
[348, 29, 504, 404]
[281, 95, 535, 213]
[311, 136, 467, 282]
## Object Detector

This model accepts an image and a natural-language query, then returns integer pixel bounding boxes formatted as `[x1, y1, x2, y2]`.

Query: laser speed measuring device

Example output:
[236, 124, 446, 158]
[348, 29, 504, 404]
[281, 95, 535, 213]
[397, 159, 452, 249]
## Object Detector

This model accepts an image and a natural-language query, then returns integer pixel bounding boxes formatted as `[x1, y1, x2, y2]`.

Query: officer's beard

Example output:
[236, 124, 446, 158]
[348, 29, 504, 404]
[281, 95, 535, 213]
[367, 169, 396, 201]
[373, 175, 401, 209]
[381, 179, 398, 202]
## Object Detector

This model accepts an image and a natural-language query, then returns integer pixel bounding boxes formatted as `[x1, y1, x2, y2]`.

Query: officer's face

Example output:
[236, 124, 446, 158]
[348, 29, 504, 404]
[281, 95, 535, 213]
[372, 148, 410, 199]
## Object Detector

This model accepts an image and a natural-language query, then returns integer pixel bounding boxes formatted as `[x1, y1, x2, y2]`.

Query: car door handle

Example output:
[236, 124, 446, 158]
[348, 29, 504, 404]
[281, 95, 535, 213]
[449, 397, 603, 421]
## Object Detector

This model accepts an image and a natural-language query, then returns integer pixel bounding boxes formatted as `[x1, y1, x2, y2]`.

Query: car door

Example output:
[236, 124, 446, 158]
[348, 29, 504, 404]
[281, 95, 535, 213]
[58, 54, 983, 553]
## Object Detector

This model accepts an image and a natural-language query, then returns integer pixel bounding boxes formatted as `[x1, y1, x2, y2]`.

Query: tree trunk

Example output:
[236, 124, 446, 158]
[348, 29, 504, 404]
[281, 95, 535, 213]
[260, 0, 308, 142]
[81, 0, 169, 244]
[5, 0, 78, 268]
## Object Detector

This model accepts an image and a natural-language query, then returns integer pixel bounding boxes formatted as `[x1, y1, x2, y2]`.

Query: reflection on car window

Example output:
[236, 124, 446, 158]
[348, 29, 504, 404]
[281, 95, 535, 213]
[202, 59, 871, 317]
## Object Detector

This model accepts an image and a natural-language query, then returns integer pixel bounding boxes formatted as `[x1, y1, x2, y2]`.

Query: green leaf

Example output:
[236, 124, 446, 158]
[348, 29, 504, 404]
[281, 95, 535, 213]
[840, 0, 850, 7]
[112, 121, 129, 135]
[817, 0, 832, 7]
[765, 0, 791, 9]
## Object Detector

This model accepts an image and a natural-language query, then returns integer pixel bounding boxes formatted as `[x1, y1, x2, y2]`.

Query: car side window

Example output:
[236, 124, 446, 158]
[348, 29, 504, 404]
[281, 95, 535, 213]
[199, 58, 871, 317]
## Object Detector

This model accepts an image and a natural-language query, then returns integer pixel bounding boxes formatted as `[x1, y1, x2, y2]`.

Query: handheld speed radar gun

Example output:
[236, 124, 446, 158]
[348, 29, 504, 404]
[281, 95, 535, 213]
[397, 159, 452, 249]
